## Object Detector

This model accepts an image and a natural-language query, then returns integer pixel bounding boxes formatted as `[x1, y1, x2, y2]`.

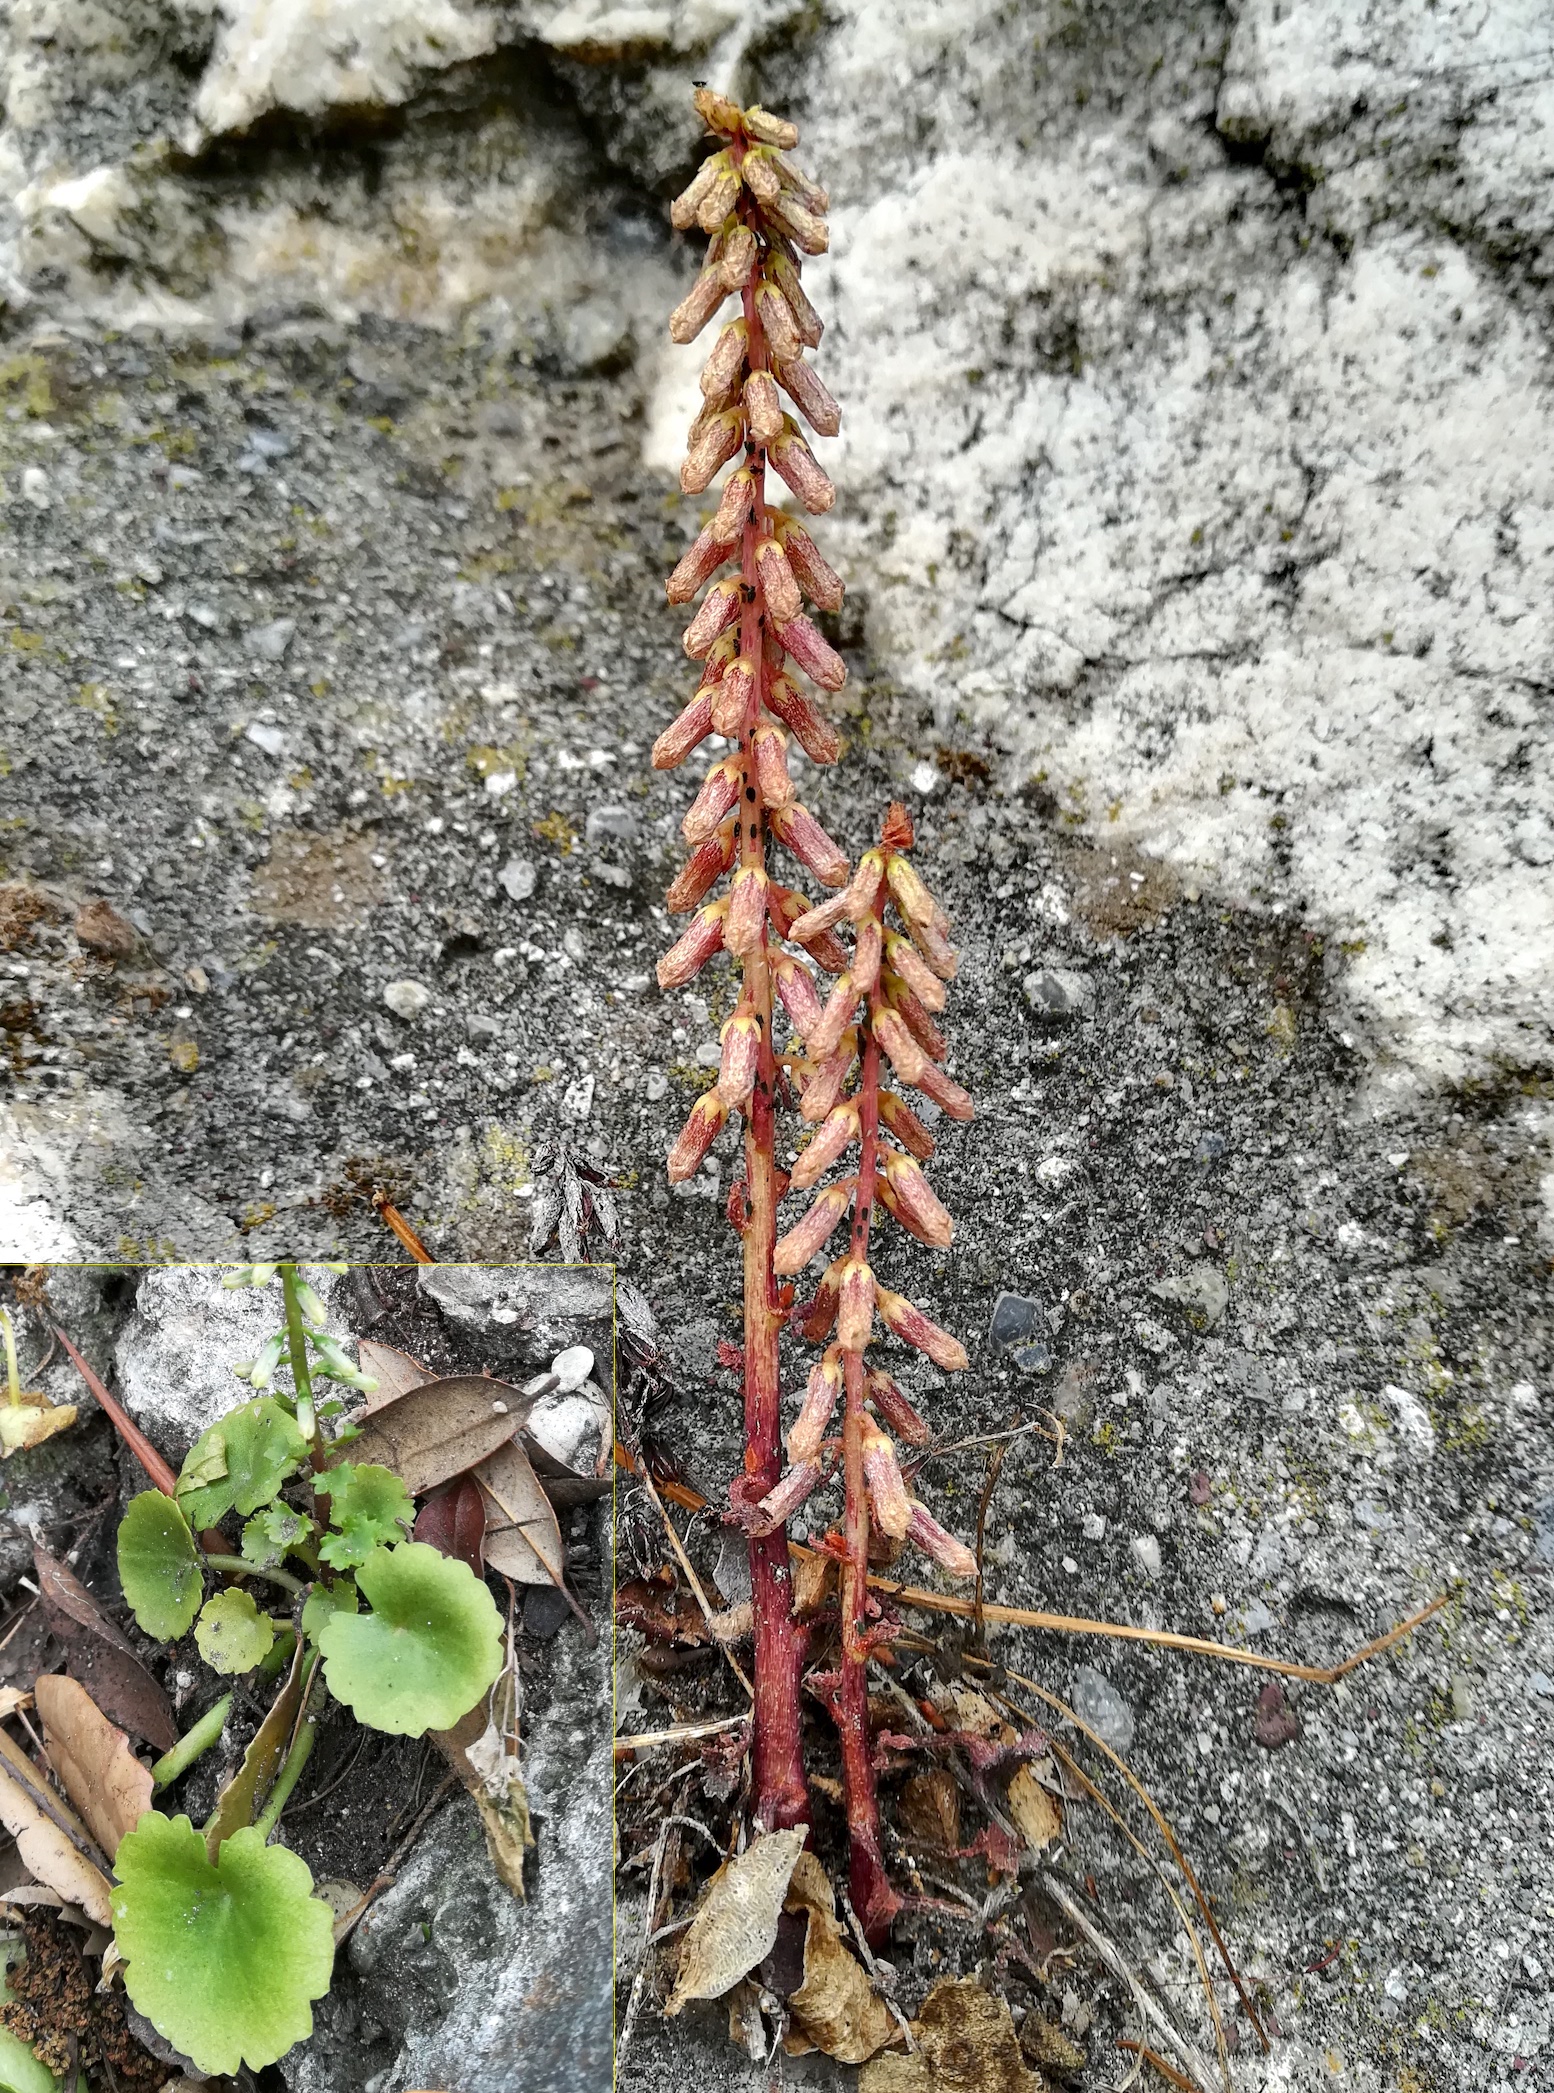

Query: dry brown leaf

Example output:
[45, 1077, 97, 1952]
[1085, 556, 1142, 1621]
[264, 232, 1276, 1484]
[206, 1636, 310, 1856]
[943, 1685, 1062, 1853]
[898, 1769, 961, 1852]
[860, 1978, 1047, 2093]
[347, 1375, 537, 1495]
[476, 1441, 567, 1589]
[0, 1688, 33, 1722]
[782, 1851, 900, 2063]
[0, 1729, 113, 1926]
[33, 1673, 153, 1863]
[666, 1828, 807, 2014]
[353, 1339, 435, 1412]
[0, 1396, 77, 1456]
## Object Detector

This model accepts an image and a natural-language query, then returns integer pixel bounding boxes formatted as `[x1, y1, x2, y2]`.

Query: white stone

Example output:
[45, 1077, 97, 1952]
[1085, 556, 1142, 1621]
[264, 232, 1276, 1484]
[382, 979, 432, 1018]
[1130, 1533, 1162, 1580]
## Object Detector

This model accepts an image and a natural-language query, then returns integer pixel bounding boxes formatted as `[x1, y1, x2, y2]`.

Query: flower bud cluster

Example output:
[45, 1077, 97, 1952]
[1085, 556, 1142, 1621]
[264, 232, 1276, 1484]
[657, 93, 852, 1186]
[758, 805, 978, 1580]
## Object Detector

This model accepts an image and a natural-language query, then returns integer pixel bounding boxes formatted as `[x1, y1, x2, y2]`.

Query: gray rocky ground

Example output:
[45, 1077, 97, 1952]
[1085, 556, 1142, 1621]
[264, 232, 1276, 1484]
[0, 0, 1551, 2089]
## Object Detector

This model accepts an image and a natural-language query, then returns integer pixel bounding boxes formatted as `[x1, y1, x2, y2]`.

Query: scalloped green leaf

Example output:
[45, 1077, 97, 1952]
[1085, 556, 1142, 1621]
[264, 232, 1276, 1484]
[111, 1812, 334, 2075]
[317, 1542, 502, 1737]
[314, 1462, 413, 1570]
[240, 1504, 311, 1570]
[117, 1492, 202, 1642]
[175, 1398, 308, 1531]
[194, 1589, 274, 1675]
[301, 1576, 356, 1645]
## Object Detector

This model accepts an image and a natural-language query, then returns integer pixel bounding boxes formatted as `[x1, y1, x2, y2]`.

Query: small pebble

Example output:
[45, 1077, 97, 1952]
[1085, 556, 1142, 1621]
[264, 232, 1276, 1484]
[551, 1345, 594, 1393]
[1253, 1681, 1298, 1750]
[1071, 1665, 1134, 1751]
[498, 857, 537, 901]
[1130, 1534, 1162, 1579]
[383, 979, 432, 1018]
[1023, 968, 1092, 1020]
[1081, 1512, 1106, 1542]
[1192, 1130, 1227, 1165]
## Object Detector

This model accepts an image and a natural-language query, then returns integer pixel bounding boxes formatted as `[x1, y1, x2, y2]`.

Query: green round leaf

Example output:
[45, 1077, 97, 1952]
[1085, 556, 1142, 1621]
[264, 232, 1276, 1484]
[175, 1397, 308, 1530]
[318, 1542, 502, 1737]
[301, 1576, 356, 1645]
[240, 1503, 311, 1570]
[117, 1492, 202, 1641]
[195, 1589, 274, 1675]
[111, 1812, 334, 2075]
[315, 1462, 413, 1570]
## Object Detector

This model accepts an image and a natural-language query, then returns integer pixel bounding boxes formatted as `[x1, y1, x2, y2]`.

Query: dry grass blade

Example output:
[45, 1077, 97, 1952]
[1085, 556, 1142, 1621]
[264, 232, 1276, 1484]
[1119, 2038, 1201, 2092]
[205, 1633, 310, 1854]
[614, 1714, 749, 1759]
[967, 1656, 1261, 2060]
[1040, 1870, 1222, 2093]
[871, 1581, 1446, 1684]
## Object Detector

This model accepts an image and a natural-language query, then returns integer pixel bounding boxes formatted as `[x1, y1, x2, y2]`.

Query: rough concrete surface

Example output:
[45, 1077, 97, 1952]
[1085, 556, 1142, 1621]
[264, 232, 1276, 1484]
[0, 0, 1550, 2089]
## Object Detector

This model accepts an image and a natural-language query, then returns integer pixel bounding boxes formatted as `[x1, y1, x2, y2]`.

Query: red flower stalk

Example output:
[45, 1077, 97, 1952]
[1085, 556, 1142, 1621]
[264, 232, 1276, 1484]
[656, 87, 846, 1833]
[777, 804, 977, 1940]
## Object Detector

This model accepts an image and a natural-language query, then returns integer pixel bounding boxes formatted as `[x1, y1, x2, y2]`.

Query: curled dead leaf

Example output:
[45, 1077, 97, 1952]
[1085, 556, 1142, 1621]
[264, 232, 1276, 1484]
[781, 1852, 900, 2063]
[666, 1828, 807, 2014]
[33, 1546, 177, 1754]
[33, 1673, 153, 1863]
[476, 1440, 568, 1589]
[943, 1686, 1061, 1853]
[860, 1977, 1048, 2093]
[0, 1729, 113, 1926]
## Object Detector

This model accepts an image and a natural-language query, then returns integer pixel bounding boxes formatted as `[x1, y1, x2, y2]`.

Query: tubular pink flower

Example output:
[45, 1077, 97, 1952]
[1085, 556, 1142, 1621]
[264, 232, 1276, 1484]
[864, 1366, 930, 1448]
[799, 1035, 857, 1122]
[773, 1180, 854, 1275]
[743, 369, 784, 447]
[682, 757, 742, 845]
[683, 577, 744, 659]
[709, 653, 756, 737]
[873, 1285, 968, 1371]
[764, 672, 839, 764]
[657, 901, 726, 989]
[665, 823, 735, 912]
[878, 1087, 936, 1160]
[755, 538, 803, 624]
[772, 951, 824, 1036]
[770, 802, 848, 886]
[774, 516, 844, 613]
[698, 316, 748, 402]
[666, 526, 732, 606]
[906, 1501, 978, 1580]
[652, 687, 714, 768]
[788, 1102, 859, 1191]
[666, 1090, 728, 1182]
[774, 355, 841, 438]
[878, 1146, 954, 1249]
[770, 424, 835, 513]
[718, 1008, 762, 1108]
[806, 970, 860, 1065]
[860, 1424, 910, 1540]
[723, 866, 770, 957]
[788, 1345, 843, 1462]
[776, 613, 847, 692]
[883, 929, 948, 1011]
[835, 1259, 876, 1352]
[752, 722, 796, 809]
[745, 1459, 824, 1537]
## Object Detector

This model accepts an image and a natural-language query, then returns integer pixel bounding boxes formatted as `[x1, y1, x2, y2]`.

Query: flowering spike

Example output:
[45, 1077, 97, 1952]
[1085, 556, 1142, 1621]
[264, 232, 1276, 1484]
[654, 90, 848, 1845]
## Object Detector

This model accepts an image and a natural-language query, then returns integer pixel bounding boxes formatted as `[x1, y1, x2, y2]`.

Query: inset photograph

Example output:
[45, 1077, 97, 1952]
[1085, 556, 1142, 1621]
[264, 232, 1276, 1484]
[0, 1260, 612, 2093]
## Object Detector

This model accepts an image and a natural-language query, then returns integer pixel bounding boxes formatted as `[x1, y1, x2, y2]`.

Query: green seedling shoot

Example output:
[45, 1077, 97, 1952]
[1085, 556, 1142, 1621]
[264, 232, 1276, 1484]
[107, 1262, 505, 2075]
